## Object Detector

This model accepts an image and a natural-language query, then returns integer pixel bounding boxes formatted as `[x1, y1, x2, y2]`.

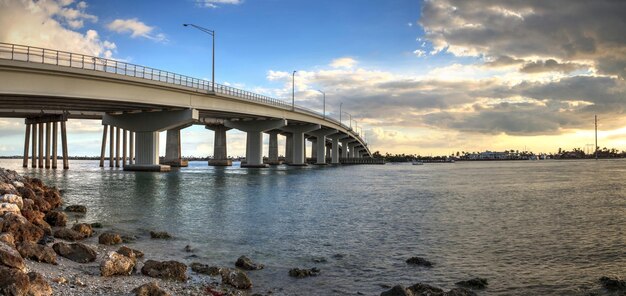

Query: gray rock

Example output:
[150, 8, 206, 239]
[0, 241, 26, 271]
[100, 251, 135, 276]
[53, 228, 85, 241]
[288, 267, 320, 278]
[64, 205, 87, 213]
[52, 242, 96, 263]
[220, 267, 252, 289]
[132, 282, 171, 296]
[44, 211, 67, 227]
[235, 255, 264, 270]
[381, 285, 414, 296]
[141, 260, 187, 282]
[455, 278, 488, 289]
[190, 262, 221, 276]
[98, 232, 122, 245]
[599, 276, 626, 291]
[406, 257, 433, 267]
[17, 241, 57, 264]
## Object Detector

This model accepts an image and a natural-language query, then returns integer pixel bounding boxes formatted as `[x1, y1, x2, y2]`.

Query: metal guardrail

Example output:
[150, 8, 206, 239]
[0, 42, 367, 148]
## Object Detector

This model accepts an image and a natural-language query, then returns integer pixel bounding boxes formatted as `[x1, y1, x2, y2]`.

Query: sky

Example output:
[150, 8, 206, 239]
[1, 0, 626, 157]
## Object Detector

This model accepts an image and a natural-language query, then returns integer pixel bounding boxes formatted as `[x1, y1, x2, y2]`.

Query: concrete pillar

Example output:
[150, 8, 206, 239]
[22, 124, 30, 168]
[99, 125, 108, 167]
[109, 125, 114, 167]
[38, 123, 43, 168]
[45, 122, 50, 169]
[103, 109, 198, 172]
[340, 138, 353, 159]
[309, 138, 317, 161]
[52, 122, 58, 169]
[284, 133, 293, 164]
[122, 129, 128, 166]
[61, 121, 69, 169]
[129, 132, 134, 165]
[326, 145, 331, 159]
[266, 130, 281, 165]
[348, 142, 359, 158]
[206, 124, 232, 166]
[31, 123, 37, 168]
[115, 127, 120, 167]
[308, 129, 337, 165]
[280, 124, 321, 166]
[162, 127, 189, 167]
[224, 119, 287, 168]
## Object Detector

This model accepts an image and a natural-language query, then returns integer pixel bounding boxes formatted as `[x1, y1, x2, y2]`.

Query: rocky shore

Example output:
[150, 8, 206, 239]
[1, 167, 624, 296]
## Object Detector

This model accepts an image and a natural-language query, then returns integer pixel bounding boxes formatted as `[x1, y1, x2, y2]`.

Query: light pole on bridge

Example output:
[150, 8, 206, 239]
[292, 70, 297, 111]
[317, 90, 325, 119]
[183, 23, 215, 93]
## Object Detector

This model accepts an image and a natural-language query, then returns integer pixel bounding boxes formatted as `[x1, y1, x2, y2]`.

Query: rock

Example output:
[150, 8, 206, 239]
[90, 222, 103, 228]
[0, 233, 14, 248]
[381, 285, 414, 296]
[72, 277, 86, 287]
[53, 228, 85, 241]
[0, 194, 23, 209]
[98, 232, 122, 245]
[190, 262, 221, 276]
[37, 235, 54, 245]
[20, 210, 52, 235]
[12, 181, 24, 189]
[455, 278, 488, 289]
[17, 187, 36, 201]
[21, 199, 34, 210]
[183, 245, 193, 252]
[30, 197, 52, 213]
[71, 223, 93, 238]
[117, 246, 144, 261]
[141, 260, 187, 282]
[42, 188, 62, 209]
[64, 205, 87, 213]
[406, 283, 477, 296]
[17, 241, 57, 264]
[220, 268, 252, 289]
[121, 234, 137, 243]
[100, 251, 135, 276]
[0, 202, 21, 216]
[0, 213, 45, 244]
[44, 211, 67, 227]
[235, 255, 264, 270]
[52, 277, 67, 284]
[0, 241, 26, 271]
[132, 282, 171, 296]
[406, 257, 433, 267]
[27, 271, 52, 296]
[599, 276, 626, 291]
[288, 267, 320, 278]
[150, 231, 171, 239]
[52, 242, 96, 263]
[0, 266, 29, 296]
[0, 183, 18, 195]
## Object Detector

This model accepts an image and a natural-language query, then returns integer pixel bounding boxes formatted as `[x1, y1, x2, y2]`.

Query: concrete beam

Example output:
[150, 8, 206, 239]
[281, 124, 321, 166]
[225, 119, 287, 168]
[103, 109, 199, 132]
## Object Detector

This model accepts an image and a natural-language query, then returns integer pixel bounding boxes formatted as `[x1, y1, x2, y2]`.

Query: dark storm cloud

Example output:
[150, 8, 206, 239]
[420, 0, 626, 77]
[519, 59, 586, 74]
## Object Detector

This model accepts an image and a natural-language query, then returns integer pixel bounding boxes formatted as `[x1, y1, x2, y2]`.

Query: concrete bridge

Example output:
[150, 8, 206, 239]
[0, 42, 375, 171]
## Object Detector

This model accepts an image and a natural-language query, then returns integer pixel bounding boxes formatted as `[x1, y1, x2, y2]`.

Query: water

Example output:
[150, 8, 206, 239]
[1, 159, 624, 295]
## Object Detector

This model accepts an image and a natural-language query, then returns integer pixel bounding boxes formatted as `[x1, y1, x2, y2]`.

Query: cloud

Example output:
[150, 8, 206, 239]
[420, 0, 626, 78]
[0, 0, 114, 57]
[330, 57, 357, 69]
[106, 18, 166, 42]
[519, 59, 587, 74]
[196, 0, 243, 9]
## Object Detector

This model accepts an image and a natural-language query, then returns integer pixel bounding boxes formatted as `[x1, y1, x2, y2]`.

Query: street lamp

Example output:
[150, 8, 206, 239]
[317, 90, 325, 118]
[183, 23, 215, 93]
[292, 70, 296, 111]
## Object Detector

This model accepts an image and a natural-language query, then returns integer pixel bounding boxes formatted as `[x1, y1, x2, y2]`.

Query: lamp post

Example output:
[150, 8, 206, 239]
[290, 70, 297, 111]
[317, 90, 325, 118]
[183, 23, 215, 93]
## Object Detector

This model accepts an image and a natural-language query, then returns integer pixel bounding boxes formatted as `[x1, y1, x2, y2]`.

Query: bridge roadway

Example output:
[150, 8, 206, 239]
[0, 42, 372, 171]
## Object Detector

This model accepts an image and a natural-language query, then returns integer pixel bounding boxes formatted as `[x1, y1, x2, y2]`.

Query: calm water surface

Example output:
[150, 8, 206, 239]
[1, 159, 624, 295]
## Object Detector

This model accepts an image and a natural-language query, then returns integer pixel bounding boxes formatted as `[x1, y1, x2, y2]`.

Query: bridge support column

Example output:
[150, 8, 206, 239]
[122, 129, 127, 167]
[348, 142, 359, 158]
[340, 138, 353, 159]
[309, 138, 317, 162]
[44, 122, 50, 169]
[115, 127, 121, 168]
[224, 119, 287, 168]
[205, 124, 232, 166]
[284, 133, 293, 164]
[99, 125, 108, 167]
[61, 121, 69, 169]
[309, 129, 337, 165]
[52, 122, 58, 169]
[329, 134, 348, 164]
[104, 109, 198, 172]
[22, 124, 30, 168]
[266, 130, 281, 165]
[38, 123, 43, 168]
[281, 124, 321, 166]
[31, 124, 37, 168]
[161, 127, 189, 167]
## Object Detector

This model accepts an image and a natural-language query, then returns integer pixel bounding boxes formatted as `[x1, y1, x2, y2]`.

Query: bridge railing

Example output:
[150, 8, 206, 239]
[0, 42, 368, 148]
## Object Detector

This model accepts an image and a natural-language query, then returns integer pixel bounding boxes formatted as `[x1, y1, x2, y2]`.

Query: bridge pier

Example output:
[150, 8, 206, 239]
[309, 129, 337, 165]
[348, 142, 359, 158]
[328, 134, 348, 164]
[224, 119, 287, 168]
[103, 109, 198, 172]
[161, 127, 189, 167]
[281, 124, 321, 166]
[266, 130, 282, 165]
[206, 124, 232, 166]
[309, 138, 317, 161]
[283, 133, 293, 164]
[23, 115, 68, 169]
